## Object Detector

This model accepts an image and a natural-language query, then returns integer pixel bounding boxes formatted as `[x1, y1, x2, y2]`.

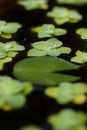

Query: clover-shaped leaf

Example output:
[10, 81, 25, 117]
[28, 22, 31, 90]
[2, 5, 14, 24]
[0, 76, 33, 110]
[58, 0, 87, 5]
[48, 109, 86, 130]
[45, 82, 87, 104]
[18, 0, 48, 10]
[32, 24, 67, 38]
[47, 6, 82, 25]
[76, 28, 87, 40]
[0, 20, 22, 39]
[0, 41, 25, 71]
[13, 57, 79, 86]
[27, 38, 71, 56]
[19, 125, 42, 130]
[71, 50, 87, 64]
[0, 57, 12, 71]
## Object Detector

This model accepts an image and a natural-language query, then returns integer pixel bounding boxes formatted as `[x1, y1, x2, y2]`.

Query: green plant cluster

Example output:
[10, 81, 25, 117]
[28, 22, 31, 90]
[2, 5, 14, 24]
[71, 50, 87, 64]
[32, 24, 67, 38]
[0, 20, 22, 39]
[27, 38, 71, 56]
[0, 0, 87, 129]
[47, 6, 82, 25]
[19, 125, 42, 130]
[0, 41, 25, 70]
[0, 76, 33, 110]
[58, 0, 87, 5]
[48, 109, 87, 130]
[76, 28, 87, 40]
[45, 82, 87, 104]
[18, 0, 48, 10]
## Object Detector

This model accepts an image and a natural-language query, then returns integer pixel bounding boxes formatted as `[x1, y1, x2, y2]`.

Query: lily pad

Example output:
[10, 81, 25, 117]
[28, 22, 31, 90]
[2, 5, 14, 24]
[13, 57, 80, 86]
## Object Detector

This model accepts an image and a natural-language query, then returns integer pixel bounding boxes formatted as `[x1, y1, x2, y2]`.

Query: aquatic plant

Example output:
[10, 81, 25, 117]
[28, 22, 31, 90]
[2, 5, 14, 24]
[0, 41, 25, 70]
[27, 38, 71, 56]
[45, 82, 87, 104]
[18, 0, 48, 10]
[71, 50, 87, 64]
[58, 0, 87, 5]
[48, 109, 87, 130]
[47, 6, 82, 25]
[0, 20, 22, 39]
[32, 24, 67, 38]
[13, 56, 79, 86]
[0, 76, 33, 110]
[76, 28, 87, 40]
[19, 125, 42, 130]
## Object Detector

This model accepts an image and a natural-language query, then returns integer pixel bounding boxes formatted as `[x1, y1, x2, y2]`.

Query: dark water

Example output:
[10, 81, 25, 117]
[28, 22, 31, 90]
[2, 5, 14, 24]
[0, 0, 87, 130]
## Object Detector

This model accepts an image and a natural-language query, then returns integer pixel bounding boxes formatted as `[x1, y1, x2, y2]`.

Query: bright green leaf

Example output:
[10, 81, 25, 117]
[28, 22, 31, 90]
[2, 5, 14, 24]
[32, 24, 67, 38]
[18, 0, 48, 10]
[47, 6, 82, 25]
[76, 28, 87, 40]
[71, 50, 87, 64]
[47, 109, 86, 130]
[19, 125, 42, 130]
[27, 38, 71, 57]
[0, 20, 22, 39]
[58, 0, 87, 5]
[13, 57, 80, 86]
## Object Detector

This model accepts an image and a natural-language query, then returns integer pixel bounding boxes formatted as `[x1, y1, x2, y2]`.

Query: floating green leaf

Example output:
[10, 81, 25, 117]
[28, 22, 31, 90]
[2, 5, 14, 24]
[0, 20, 22, 39]
[48, 109, 87, 130]
[71, 50, 87, 64]
[47, 6, 82, 25]
[45, 82, 87, 104]
[58, 0, 87, 5]
[0, 57, 12, 71]
[76, 28, 87, 40]
[32, 24, 67, 38]
[27, 38, 71, 56]
[13, 57, 80, 86]
[18, 0, 48, 10]
[0, 41, 25, 71]
[0, 76, 33, 110]
[19, 125, 42, 130]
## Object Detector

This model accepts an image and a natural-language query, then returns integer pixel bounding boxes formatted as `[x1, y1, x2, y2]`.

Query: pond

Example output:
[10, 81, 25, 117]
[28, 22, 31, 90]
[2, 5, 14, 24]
[0, 0, 87, 130]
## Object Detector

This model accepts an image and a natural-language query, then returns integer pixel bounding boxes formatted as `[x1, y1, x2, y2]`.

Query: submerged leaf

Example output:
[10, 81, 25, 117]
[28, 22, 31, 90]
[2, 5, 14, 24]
[47, 6, 82, 25]
[13, 57, 79, 86]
